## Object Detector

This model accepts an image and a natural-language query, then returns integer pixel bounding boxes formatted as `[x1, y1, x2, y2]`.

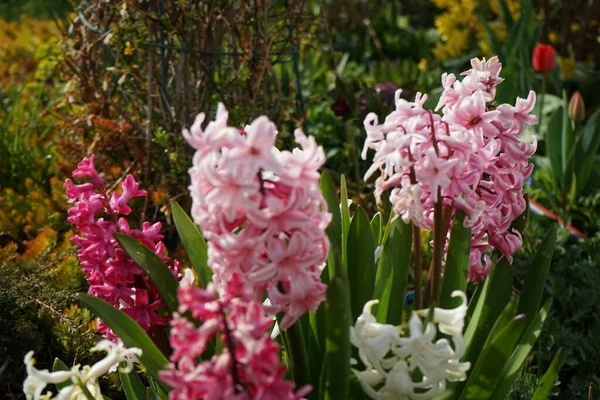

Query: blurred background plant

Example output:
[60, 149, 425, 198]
[2, 0, 600, 398]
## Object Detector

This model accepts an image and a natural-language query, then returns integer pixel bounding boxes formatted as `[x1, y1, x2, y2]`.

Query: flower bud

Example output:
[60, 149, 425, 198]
[568, 90, 585, 122]
[532, 44, 556, 73]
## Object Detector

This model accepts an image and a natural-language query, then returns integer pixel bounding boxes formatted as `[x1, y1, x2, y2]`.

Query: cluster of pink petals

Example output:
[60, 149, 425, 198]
[65, 156, 181, 337]
[361, 56, 537, 282]
[184, 104, 330, 330]
[159, 278, 311, 400]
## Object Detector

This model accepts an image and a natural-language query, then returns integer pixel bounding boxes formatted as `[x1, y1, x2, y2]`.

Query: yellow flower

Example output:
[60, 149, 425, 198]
[558, 54, 577, 80]
[124, 41, 135, 56]
[417, 58, 428, 72]
[548, 32, 559, 44]
[571, 23, 581, 33]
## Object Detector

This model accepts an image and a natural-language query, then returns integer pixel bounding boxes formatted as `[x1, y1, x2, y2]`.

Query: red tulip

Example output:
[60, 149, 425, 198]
[532, 44, 556, 73]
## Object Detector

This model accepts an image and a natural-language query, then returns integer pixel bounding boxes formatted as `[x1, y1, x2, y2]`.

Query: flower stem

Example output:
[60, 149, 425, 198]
[538, 75, 546, 135]
[283, 319, 309, 388]
[430, 191, 444, 305]
[219, 303, 241, 394]
[77, 378, 98, 400]
[413, 225, 422, 310]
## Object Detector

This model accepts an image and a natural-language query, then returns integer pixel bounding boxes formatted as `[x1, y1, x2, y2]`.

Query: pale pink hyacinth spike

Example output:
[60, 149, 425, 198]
[362, 56, 537, 282]
[184, 104, 330, 329]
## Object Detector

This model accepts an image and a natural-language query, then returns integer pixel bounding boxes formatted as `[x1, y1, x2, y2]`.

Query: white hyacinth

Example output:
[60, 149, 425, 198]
[350, 291, 471, 399]
[23, 340, 142, 400]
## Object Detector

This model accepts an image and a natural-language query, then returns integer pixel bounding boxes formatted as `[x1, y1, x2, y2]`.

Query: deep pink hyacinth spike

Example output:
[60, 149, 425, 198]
[159, 283, 310, 400]
[65, 157, 181, 338]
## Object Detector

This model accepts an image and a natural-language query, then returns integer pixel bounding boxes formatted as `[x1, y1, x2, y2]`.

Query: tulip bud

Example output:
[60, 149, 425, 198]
[568, 90, 585, 122]
[532, 44, 556, 73]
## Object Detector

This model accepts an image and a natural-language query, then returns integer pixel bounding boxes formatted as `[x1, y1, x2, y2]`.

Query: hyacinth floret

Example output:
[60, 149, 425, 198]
[361, 56, 537, 282]
[159, 278, 311, 400]
[65, 156, 181, 338]
[184, 104, 331, 330]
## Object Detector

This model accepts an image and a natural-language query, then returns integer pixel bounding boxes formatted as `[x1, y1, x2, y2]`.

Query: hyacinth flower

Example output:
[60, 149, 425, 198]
[350, 292, 470, 399]
[159, 278, 311, 400]
[183, 104, 331, 331]
[65, 156, 181, 338]
[23, 340, 141, 400]
[361, 56, 537, 306]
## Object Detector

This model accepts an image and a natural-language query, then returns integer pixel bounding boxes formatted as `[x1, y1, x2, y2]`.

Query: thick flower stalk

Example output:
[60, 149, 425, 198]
[65, 156, 181, 338]
[23, 340, 141, 400]
[184, 104, 330, 330]
[361, 56, 537, 283]
[159, 279, 311, 400]
[350, 292, 470, 399]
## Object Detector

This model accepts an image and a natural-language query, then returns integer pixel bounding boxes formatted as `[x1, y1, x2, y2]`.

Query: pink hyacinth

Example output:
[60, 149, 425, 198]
[65, 156, 181, 338]
[183, 104, 330, 330]
[361, 56, 537, 282]
[159, 280, 311, 400]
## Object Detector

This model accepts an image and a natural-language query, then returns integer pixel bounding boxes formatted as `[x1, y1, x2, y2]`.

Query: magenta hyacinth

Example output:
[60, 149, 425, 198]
[361, 56, 537, 282]
[159, 279, 311, 400]
[65, 156, 181, 337]
[183, 104, 331, 330]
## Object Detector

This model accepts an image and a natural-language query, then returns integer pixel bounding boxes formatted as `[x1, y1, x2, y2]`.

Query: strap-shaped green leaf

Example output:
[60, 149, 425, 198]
[324, 252, 351, 400]
[458, 314, 527, 400]
[574, 109, 600, 195]
[546, 107, 565, 190]
[488, 299, 552, 399]
[320, 170, 342, 264]
[347, 206, 376, 320]
[517, 223, 557, 324]
[120, 363, 147, 400]
[52, 358, 71, 391]
[370, 212, 382, 245]
[386, 219, 412, 325]
[439, 211, 471, 309]
[373, 245, 394, 323]
[78, 294, 170, 389]
[340, 175, 351, 269]
[114, 233, 178, 314]
[170, 201, 211, 288]
[463, 259, 512, 361]
[532, 347, 566, 400]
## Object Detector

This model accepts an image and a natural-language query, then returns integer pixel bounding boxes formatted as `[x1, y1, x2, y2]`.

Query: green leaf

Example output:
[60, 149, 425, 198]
[439, 211, 471, 309]
[347, 206, 376, 320]
[373, 246, 394, 323]
[489, 299, 552, 399]
[463, 259, 513, 363]
[546, 107, 565, 190]
[320, 170, 342, 261]
[517, 223, 557, 324]
[561, 91, 575, 177]
[458, 314, 528, 400]
[146, 388, 163, 400]
[324, 253, 352, 400]
[170, 201, 211, 287]
[574, 109, 600, 195]
[114, 233, 179, 313]
[120, 365, 147, 400]
[340, 175, 351, 268]
[77, 294, 170, 388]
[370, 212, 382, 245]
[532, 347, 566, 400]
[386, 219, 412, 325]
[52, 358, 71, 391]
